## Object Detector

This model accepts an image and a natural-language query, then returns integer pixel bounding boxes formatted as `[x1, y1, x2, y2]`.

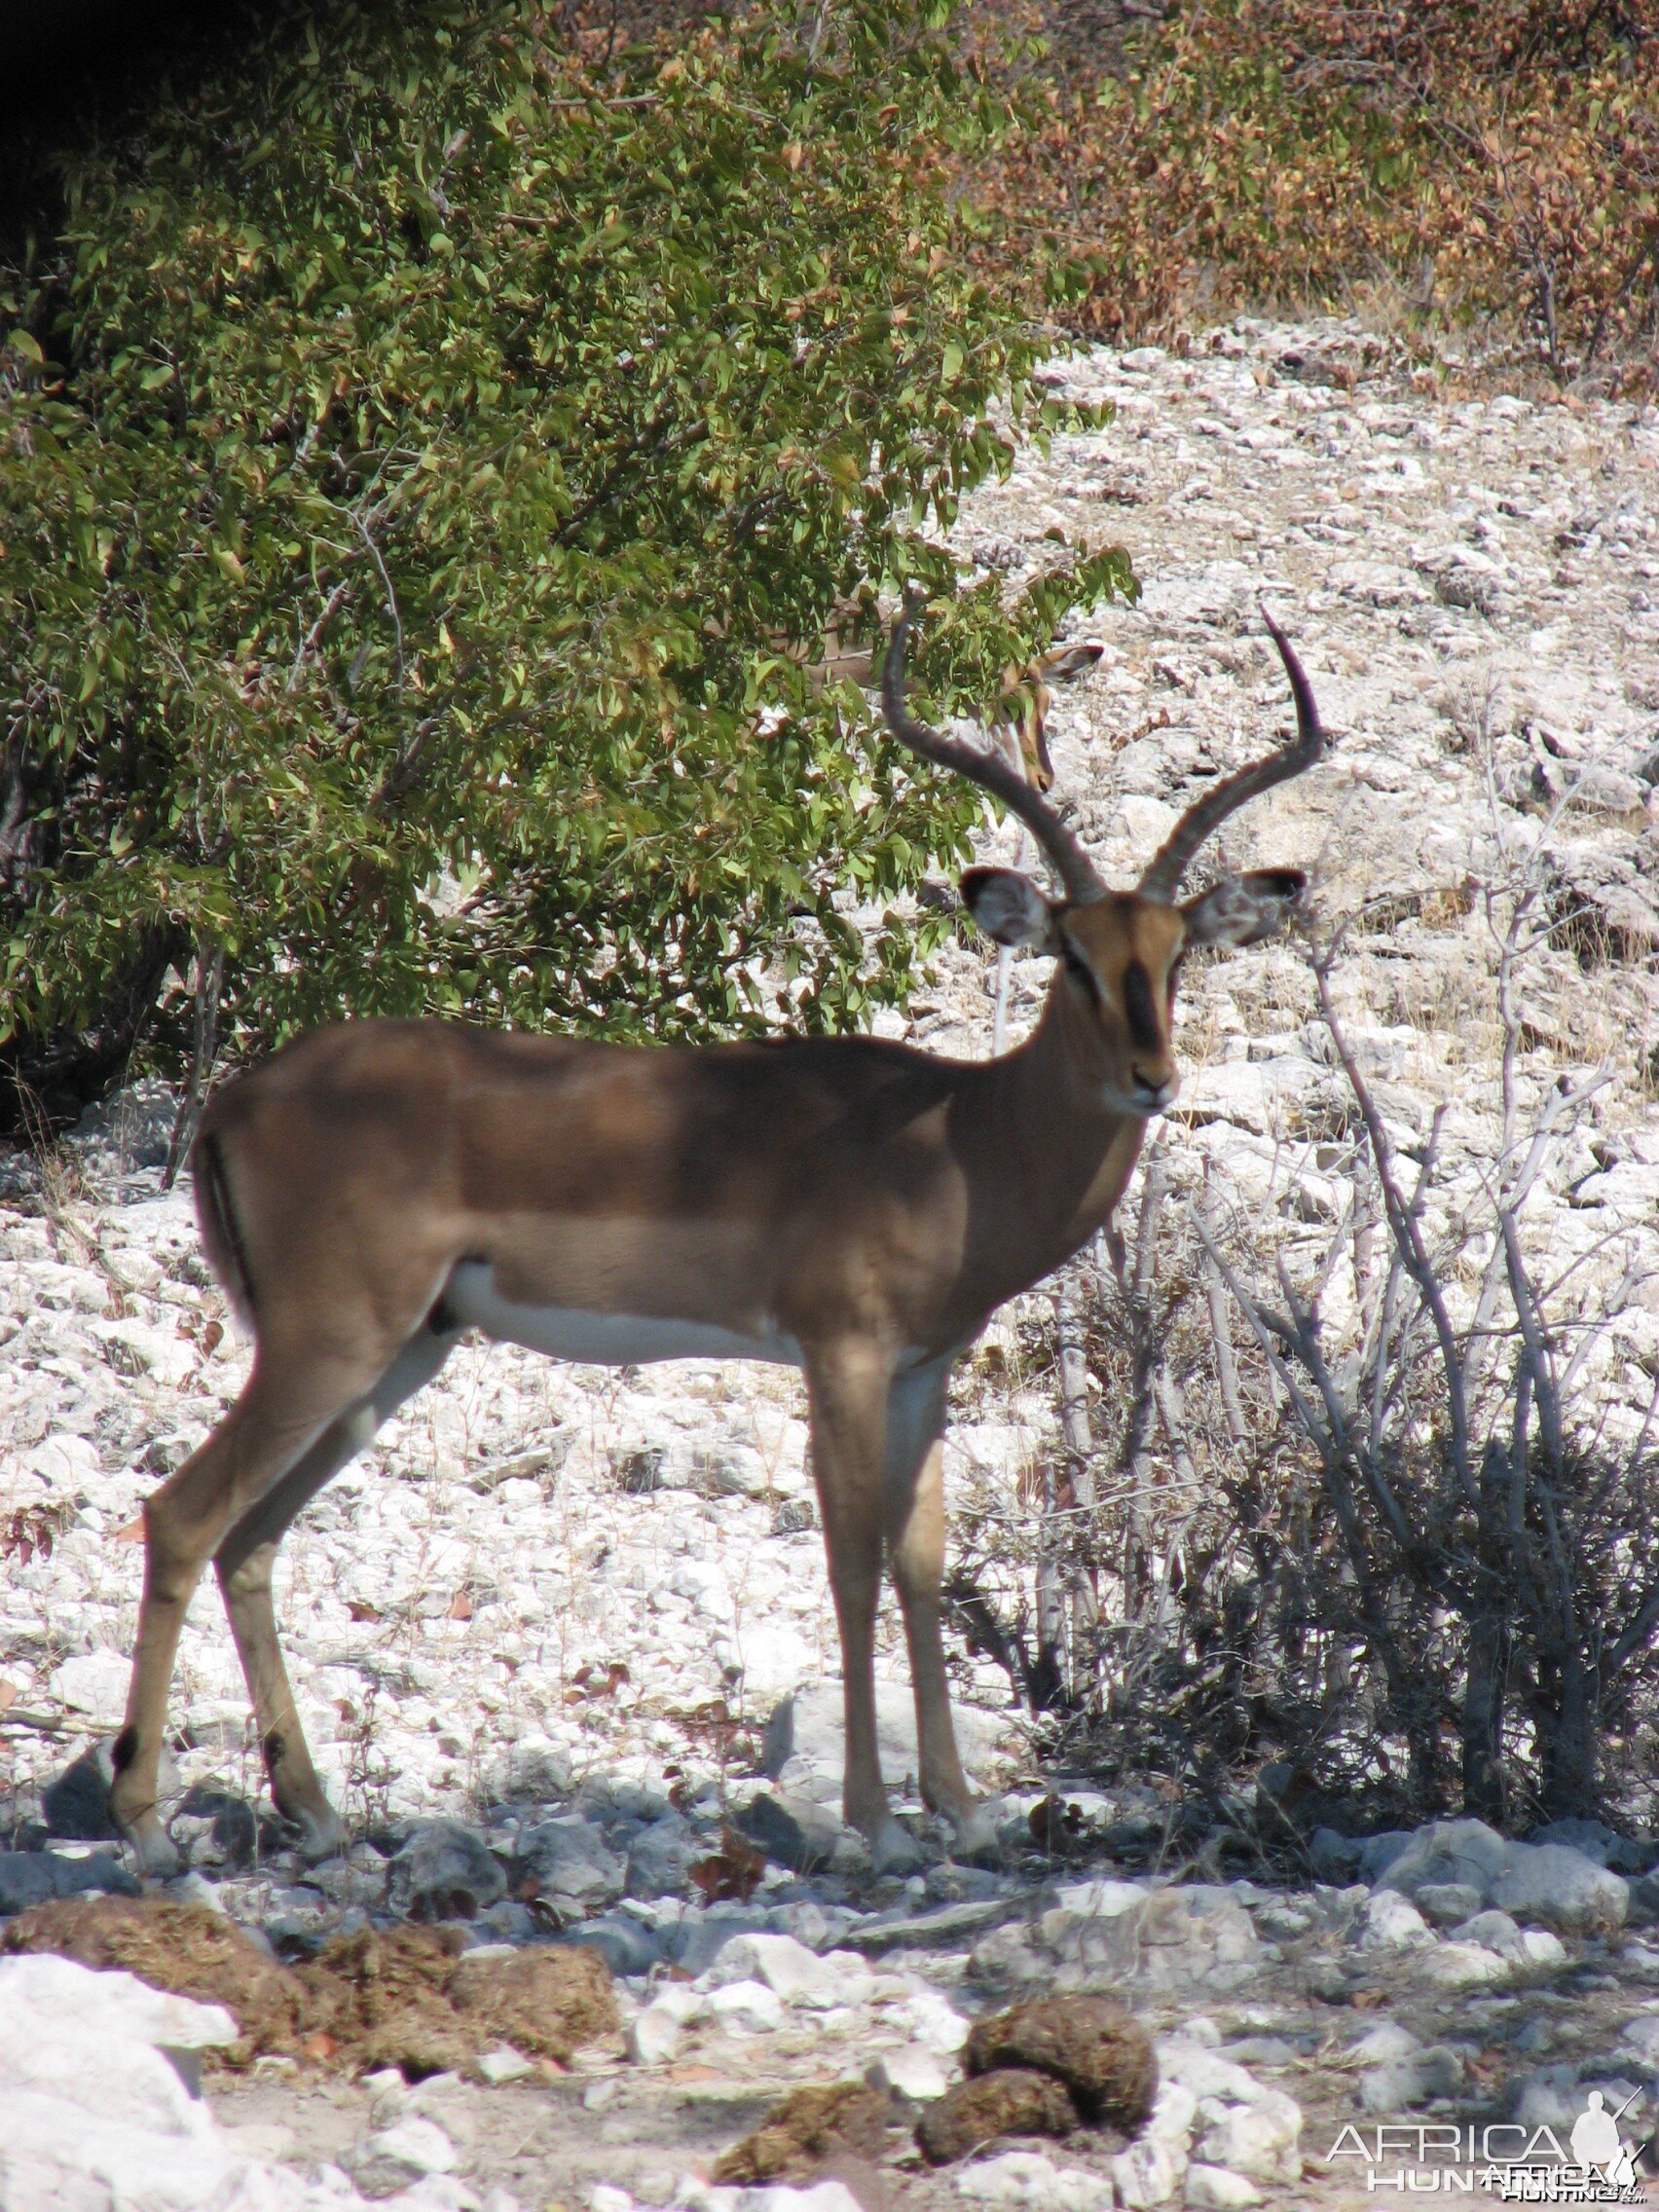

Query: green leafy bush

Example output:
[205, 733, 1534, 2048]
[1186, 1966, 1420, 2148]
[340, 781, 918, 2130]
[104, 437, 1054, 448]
[0, 0, 1131, 1126]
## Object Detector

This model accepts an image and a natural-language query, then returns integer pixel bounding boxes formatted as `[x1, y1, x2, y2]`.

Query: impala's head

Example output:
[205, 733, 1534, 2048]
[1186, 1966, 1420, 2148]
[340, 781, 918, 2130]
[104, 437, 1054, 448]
[882, 602, 1326, 1119]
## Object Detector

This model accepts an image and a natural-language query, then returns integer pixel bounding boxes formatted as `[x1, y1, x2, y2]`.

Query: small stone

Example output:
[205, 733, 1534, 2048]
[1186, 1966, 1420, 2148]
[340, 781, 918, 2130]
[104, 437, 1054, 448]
[1218, 2037, 1297, 2068]
[627, 2008, 682, 2066]
[490, 1739, 572, 1804]
[866, 2046, 950, 2101]
[1492, 1844, 1627, 1936]
[898, 1989, 969, 2056]
[1112, 2080, 1198, 2209]
[512, 1816, 626, 1913]
[42, 1745, 124, 1842]
[1309, 1829, 1361, 1882]
[0, 1848, 139, 1915]
[476, 2045, 533, 2084]
[1415, 1941, 1510, 1992]
[1511, 2065, 1585, 2130]
[954, 2149, 1114, 2209]
[1531, 1820, 1655, 1876]
[736, 1791, 839, 1875]
[1195, 2089, 1302, 2185]
[387, 1821, 507, 1922]
[1349, 2023, 1421, 2064]
[1360, 2046, 1465, 2112]
[1185, 2165, 1263, 2210]
[555, 1913, 663, 1977]
[706, 1931, 838, 2006]
[706, 1977, 785, 2034]
[1415, 1882, 1486, 1927]
[1452, 1907, 1521, 1949]
[1361, 1893, 1434, 1950]
[623, 1813, 694, 1901]
[1516, 1929, 1567, 1969]
[350, 2115, 459, 2180]
[915, 2068, 1080, 2165]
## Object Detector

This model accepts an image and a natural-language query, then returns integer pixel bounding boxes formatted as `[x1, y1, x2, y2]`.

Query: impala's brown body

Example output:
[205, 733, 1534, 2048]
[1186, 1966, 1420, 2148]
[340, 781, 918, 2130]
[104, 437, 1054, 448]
[207, 1008, 1149, 1363]
[109, 607, 1327, 1876]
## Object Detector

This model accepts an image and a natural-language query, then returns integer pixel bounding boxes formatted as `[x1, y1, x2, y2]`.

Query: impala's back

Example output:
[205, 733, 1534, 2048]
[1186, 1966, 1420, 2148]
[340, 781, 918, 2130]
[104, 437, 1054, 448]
[195, 1016, 987, 1366]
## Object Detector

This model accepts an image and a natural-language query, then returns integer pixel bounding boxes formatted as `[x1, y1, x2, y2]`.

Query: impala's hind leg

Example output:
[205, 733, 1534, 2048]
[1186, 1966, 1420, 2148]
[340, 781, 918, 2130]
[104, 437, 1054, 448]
[111, 1339, 408, 1876]
[214, 1325, 460, 1861]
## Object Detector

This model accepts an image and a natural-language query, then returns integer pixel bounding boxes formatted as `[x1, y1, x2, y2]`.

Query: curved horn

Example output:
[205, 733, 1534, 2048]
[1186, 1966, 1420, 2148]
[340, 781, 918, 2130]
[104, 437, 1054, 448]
[881, 597, 1105, 905]
[1137, 608, 1327, 902]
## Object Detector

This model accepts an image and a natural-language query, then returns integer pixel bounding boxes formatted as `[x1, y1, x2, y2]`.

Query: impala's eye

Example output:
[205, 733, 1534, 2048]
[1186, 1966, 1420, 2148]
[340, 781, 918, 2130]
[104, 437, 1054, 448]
[1062, 944, 1100, 1004]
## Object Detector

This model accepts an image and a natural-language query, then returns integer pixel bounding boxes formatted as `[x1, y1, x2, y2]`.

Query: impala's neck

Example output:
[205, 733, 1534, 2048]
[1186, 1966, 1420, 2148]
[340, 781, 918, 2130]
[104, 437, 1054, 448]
[960, 974, 1152, 1303]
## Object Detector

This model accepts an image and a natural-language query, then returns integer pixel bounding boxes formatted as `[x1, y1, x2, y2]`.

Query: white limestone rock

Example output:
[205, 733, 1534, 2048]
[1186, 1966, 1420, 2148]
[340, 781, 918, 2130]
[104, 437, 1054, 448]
[953, 2150, 1115, 2209]
[1184, 2165, 1264, 2210]
[1112, 2081, 1198, 2208]
[866, 2046, 951, 2101]
[1375, 1818, 1628, 1935]
[704, 1931, 843, 2006]
[0, 1953, 393, 2212]
[1195, 2090, 1303, 2186]
[1360, 1893, 1435, 1951]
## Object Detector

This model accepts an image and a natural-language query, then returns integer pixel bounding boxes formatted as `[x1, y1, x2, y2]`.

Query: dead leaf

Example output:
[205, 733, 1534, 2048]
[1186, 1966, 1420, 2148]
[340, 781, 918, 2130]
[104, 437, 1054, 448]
[689, 1825, 766, 1905]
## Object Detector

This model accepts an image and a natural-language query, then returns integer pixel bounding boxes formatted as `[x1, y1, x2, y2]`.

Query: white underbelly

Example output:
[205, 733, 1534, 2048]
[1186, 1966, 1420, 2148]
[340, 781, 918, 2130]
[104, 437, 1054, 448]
[442, 1261, 804, 1369]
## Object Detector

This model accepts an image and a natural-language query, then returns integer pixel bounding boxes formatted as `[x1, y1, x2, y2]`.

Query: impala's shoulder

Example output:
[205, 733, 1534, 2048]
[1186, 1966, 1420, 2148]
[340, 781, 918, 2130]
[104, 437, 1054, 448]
[732, 1031, 965, 1093]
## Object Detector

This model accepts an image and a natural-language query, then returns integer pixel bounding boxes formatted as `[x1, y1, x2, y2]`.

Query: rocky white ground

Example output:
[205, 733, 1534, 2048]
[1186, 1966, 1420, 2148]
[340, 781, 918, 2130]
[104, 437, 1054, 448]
[2, 317, 1658, 2212]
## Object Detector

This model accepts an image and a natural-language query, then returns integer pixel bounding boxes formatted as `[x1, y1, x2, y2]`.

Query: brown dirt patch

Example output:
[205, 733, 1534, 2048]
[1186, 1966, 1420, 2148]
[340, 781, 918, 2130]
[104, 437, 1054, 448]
[965, 1995, 1157, 2125]
[297, 1924, 477, 2078]
[915, 2067, 1081, 2165]
[0, 1894, 618, 2080]
[713, 2081, 893, 2185]
[448, 1941, 618, 2062]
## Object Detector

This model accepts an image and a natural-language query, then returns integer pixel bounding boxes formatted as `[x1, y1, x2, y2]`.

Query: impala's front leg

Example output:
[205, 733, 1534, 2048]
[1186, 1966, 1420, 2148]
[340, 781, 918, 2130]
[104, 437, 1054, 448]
[805, 1340, 921, 1874]
[886, 1358, 989, 1851]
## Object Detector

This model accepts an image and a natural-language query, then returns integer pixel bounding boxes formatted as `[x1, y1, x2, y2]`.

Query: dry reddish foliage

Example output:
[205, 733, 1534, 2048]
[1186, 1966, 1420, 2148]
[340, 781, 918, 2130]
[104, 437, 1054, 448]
[975, 0, 1659, 380]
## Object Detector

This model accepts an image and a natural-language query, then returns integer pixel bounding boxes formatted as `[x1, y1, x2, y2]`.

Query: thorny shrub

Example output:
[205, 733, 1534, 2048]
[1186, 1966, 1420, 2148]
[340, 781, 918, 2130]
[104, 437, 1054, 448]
[948, 863, 1659, 1848]
[977, 0, 1659, 381]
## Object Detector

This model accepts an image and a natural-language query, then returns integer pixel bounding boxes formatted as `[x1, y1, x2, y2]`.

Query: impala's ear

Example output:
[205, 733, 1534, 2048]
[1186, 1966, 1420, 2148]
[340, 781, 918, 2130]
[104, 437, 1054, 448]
[1038, 643, 1106, 682]
[1182, 867, 1307, 947]
[961, 866, 1060, 951]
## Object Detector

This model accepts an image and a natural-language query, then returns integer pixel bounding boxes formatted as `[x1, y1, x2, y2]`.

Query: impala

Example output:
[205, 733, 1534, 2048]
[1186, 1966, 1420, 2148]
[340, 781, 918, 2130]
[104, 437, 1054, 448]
[109, 604, 1326, 1876]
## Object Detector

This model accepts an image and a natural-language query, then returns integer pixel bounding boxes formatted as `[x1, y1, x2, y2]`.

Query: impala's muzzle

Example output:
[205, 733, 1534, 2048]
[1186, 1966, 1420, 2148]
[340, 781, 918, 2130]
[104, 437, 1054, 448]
[1128, 1073, 1177, 1117]
[1107, 1067, 1177, 1117]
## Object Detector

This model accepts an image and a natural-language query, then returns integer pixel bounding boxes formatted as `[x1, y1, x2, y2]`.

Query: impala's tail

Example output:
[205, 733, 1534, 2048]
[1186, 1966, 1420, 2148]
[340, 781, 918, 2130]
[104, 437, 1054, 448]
[193, 1128, 259, 1328]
